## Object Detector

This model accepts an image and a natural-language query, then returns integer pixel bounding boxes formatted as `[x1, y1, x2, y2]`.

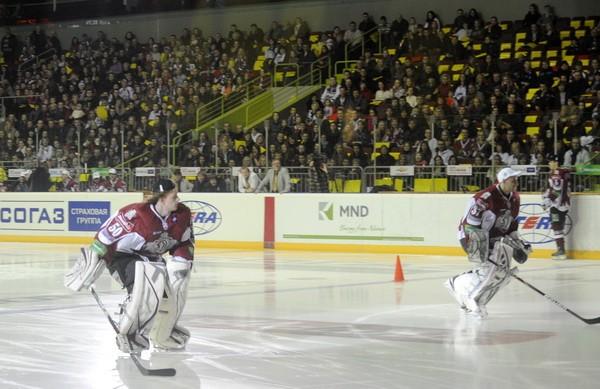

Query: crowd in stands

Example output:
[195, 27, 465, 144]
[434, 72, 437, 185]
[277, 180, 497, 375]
[1, 3, 600, 193]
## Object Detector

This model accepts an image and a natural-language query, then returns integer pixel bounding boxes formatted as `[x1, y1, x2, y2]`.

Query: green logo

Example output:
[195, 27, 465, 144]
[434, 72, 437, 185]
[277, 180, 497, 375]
[319, 202, 334, 221]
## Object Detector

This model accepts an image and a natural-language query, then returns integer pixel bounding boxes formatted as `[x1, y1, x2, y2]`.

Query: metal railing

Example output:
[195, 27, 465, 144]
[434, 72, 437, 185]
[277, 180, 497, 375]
[18, 48, 57, 73]
[344, 25, 380, 62]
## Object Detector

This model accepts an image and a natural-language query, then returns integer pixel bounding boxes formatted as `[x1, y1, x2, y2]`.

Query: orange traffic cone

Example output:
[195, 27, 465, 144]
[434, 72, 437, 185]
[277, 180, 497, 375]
[394, 255, 405, 282]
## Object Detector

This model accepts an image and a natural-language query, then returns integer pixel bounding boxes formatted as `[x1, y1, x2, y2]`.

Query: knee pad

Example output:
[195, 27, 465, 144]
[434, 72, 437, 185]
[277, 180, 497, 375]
[118, 261, 167, 338]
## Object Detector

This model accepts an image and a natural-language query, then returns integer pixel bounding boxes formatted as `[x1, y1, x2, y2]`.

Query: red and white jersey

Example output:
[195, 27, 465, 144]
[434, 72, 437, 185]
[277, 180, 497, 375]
[108, 178, 127, 192]
[89, 178, 110, 192]
[543, 168, 570, 212]
[62, 178, 79, 192]
[96, 202, 194, 264]
[458, 183, 521, 241]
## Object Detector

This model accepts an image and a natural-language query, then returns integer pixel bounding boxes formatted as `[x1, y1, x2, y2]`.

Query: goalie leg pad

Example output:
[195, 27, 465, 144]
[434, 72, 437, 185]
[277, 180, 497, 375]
[453, 240, 514, 315]
[117, 261, 166, 352]
[150, 258, 192, 350]
[64, 247, 106, 292]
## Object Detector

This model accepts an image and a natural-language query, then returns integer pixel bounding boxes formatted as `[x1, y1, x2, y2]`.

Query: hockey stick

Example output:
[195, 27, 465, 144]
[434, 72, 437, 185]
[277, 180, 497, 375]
[88, 286, 177, 376]
[487, 259, 600, 325]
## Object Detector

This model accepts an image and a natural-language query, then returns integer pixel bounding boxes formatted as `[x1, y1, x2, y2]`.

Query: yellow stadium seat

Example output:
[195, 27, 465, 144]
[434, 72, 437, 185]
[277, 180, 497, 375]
[515, 32, 526, 42]
[452, 73, 461, 81]
[253, 60, 264, 71]
[560, 30, 572, 39]
[472, 43, 482, 51]
[438, 64, 450, 73]
[526, 88, 539, 101]
[371, 152, 380, 161]
[442, 27, 451, 34]
[500, 42, 512, 51]
[328, 180, 338, 193]
[584, 19, 596, 29]
[387, 48, 397, 55]
[524, 115, 538, 123]
[309, 34, 319, 43]
[570, 20, 581, 29]
[561, 40, 572, 49]
[79, 174, 89, 183]
[575, 30, 587, 39]
[500, 23, 509, 31]
[274, 72, 284, 82]
[549, 60, 558, 67]
[581, 58, 590, 67]
[290, 177, 301, 184]
[414, 178, 448, 193]
[375, 177, 393, 187]
[464, 185, 480, 192]
[530, 60, 541, 69]
[343, 179, 362, 193]
[389, 152, 400, 160]
[526, 126, 540, 136]
[546, 50, 558, 58]
[374, 142, 390, 151]
[499, 52, 512, 60]
[397, 56, 407, 63]
[563, 54, 574, 65]
[530, 51, 542, 59]
[285, 71, 296, 78]
[394, 178, 404, 192]
[451, 64, 464, 72]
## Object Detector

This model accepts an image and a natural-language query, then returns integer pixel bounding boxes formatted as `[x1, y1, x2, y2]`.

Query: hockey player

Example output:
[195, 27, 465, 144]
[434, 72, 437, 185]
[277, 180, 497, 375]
[65, 179, 194, 353]
[445, 167, 532, 318]
[542, 156, 571, 260]
[59, 170, 79, 192]
[89, 171, 109, 192]
[107, 168, 127, 192]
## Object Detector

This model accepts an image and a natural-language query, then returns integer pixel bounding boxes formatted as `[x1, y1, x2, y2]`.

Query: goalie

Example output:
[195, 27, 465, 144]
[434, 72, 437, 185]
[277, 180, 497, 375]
[445, 168, 532, 318]
[65, 179, 194, 353]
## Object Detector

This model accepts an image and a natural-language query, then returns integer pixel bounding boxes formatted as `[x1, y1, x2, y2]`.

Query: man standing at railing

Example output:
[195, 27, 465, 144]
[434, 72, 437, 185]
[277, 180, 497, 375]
[542, 156, 571, 260]
[257, 159, 291, 193]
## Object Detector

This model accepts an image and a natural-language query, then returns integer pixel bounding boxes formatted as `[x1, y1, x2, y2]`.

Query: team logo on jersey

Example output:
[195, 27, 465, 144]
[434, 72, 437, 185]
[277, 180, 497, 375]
[124, 209, 136, 220]
[181, 201, 222, 235]
[518, 203, 572, 244]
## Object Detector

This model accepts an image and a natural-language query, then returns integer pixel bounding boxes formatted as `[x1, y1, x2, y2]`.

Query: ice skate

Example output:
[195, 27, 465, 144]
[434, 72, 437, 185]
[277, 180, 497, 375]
[552, 249, 567, 260]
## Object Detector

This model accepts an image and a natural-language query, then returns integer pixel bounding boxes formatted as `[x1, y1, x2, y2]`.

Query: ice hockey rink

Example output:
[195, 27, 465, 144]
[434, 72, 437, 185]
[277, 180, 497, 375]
[1, 243, 599, 389]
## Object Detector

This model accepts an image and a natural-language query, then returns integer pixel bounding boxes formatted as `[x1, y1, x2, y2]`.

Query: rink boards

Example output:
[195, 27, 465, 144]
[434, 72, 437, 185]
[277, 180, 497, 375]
[0, 192, 597, 259]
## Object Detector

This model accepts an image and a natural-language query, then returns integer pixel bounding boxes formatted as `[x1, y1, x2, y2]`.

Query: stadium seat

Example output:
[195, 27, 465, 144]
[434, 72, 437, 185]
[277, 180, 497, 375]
[343, 179, 362, 193]
[394, 178, 404, 192]
[524, 115, 538, 123]
[526, 126, 541, 136]
[375, 177, 393, 187]
[414, 178, 448, 192]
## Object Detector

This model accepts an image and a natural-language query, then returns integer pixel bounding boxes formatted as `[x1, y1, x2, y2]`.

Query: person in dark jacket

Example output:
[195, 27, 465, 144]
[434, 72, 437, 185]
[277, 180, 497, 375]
[308, 154, 329, 193]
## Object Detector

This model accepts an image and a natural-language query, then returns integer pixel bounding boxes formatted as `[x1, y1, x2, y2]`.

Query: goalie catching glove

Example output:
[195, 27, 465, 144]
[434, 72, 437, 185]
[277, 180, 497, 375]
[504, 231, 532, 264]
[64, 240, 108, 292]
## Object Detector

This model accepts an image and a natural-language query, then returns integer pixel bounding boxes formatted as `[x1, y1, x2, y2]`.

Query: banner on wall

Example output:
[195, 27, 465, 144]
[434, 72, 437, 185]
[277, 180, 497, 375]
[0, 193, 140, 236]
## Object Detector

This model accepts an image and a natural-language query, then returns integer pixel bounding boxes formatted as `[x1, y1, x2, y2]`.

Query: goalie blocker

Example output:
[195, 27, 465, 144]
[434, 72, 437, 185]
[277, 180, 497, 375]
[64, 179, 195, 353]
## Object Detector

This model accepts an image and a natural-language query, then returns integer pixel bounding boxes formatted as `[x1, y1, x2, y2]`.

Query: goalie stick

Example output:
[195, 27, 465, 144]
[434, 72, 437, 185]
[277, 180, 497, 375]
[89, 286, 177, 376]
[487, 259, 600, 325]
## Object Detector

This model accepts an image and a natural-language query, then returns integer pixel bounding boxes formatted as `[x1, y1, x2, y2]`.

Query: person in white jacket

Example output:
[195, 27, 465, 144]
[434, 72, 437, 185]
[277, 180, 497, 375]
[238, 167, 260, 193]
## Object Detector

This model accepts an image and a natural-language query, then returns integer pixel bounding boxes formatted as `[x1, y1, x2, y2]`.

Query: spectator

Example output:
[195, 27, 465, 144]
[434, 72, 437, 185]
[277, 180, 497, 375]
[59, 170, 79, 192]
[563, 137, 591, 167]
[308, 155, 329, 193]
[376, 145, 397, 166]
[172, 169, 193, 193]
[14, 171, 30, 192]
[257, 159, 291, 193]
[523, 3, 541, 28]
[107, 168, 127, 192]
[238, 167, 260, 193]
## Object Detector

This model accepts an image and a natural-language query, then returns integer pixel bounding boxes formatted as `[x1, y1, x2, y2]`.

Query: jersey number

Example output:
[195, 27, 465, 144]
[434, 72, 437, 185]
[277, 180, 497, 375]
[108, 223, 123, 237]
